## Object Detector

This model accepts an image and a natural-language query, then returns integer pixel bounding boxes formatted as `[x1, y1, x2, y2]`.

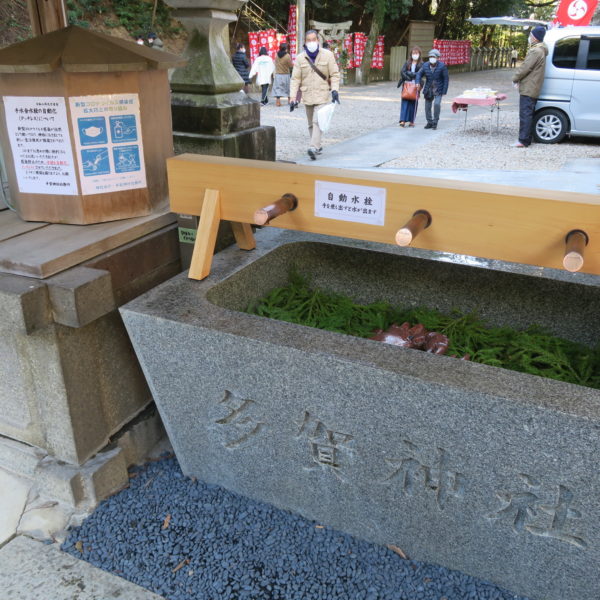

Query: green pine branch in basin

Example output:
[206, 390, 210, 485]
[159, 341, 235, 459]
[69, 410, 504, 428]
[247, 270, 600, 390]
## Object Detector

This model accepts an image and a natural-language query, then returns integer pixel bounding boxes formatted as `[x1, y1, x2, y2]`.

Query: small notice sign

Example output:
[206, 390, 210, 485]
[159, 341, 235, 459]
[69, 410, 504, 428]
[3, 96, 78, 195]
[315, 180, 386, 226]
[69, 93, 147, 196]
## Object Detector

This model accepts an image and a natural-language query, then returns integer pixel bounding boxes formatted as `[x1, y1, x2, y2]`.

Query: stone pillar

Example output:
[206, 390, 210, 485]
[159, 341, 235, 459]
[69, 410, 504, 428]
[167, 0, 275, 160]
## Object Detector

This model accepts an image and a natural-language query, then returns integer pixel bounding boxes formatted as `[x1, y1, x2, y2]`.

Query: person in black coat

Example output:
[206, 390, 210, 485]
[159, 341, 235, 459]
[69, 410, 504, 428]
[415, 48, 449, 130]
[232, 43, 251, 93]
[397, 46, 423, 126]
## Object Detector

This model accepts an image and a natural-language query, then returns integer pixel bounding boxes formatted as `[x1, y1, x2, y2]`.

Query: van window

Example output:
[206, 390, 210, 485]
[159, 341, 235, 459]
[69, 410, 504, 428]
[552, 36, 580, 69]
[586, 37, 600, 70]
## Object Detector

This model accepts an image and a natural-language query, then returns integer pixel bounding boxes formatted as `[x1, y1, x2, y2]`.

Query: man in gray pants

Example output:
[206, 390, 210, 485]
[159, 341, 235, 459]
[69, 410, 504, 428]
[416, 49, 449, 130]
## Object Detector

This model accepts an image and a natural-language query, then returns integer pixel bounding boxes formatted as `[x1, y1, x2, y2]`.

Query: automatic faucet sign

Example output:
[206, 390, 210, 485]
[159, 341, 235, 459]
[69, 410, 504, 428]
[555, 0, 598, 25]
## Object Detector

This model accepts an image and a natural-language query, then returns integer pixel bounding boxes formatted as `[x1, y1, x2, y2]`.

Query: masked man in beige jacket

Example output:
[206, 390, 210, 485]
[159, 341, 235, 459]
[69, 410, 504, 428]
[290, 30, 340, 160]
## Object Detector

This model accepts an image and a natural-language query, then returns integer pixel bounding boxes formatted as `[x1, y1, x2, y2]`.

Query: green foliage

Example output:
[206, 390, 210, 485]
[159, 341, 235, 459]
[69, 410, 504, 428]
[112, 0, 176, 37]
[248, 271, 600, 390]
[66, 0, 90, 27]
[67, 0, 176, 38]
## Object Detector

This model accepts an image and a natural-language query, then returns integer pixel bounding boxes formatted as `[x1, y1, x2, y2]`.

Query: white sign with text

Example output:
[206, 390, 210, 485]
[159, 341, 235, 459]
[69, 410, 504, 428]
[3, 96, 78, 195]
[314, 180, 386, 226]
[69, 93, 146, 196]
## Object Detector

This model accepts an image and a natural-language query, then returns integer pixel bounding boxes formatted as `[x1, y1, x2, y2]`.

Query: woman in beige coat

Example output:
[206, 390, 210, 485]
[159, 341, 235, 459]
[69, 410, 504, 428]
[289, 30, 340, 160]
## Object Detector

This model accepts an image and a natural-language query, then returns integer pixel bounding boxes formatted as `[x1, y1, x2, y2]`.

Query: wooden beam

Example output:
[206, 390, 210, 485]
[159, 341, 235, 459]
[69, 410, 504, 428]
[27, 0, 68, 37]
[167, 154, 600, 278]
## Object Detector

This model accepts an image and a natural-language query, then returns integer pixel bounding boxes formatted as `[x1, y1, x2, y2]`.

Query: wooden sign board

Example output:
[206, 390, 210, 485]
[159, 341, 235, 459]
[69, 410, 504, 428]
[0, 27, 185, 224]
[167, 154, 600, 280]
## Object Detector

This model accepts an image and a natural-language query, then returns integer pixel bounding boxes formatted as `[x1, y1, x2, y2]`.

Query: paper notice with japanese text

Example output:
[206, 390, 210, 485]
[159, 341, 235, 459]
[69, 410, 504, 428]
[315, 180, 386, 226]
[3, 96, 78, 195]
[69, 94, 147, 196]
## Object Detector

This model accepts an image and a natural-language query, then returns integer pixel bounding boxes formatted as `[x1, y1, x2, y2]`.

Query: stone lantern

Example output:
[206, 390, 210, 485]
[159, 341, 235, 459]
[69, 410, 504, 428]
[166, 0, 275, 160]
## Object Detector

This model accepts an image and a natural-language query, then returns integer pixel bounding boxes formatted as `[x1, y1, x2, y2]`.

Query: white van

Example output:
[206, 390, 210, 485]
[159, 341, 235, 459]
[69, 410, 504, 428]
[534, 26, 600, 143]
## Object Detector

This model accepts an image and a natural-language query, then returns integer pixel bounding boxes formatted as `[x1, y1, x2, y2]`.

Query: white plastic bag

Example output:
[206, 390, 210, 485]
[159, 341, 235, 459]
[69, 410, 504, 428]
[317, 102, 337, 134]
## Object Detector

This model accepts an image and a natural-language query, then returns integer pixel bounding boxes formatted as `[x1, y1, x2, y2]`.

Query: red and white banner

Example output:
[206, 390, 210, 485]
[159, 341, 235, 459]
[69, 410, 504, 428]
[554, 0, 598, 26]
[433, 39, 471, 65]
[287, 4, 297, 61]
[371, 35, 385, 69]
[352, 32, 367, 67]
[248, 29, 279, 63]
[344, 33, 354, 67]
[343, 33, 385, 69]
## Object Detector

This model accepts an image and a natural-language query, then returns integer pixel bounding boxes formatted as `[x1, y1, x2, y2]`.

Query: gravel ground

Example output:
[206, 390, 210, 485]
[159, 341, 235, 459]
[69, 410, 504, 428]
[254, 68, 600, 169]
[62, 455, 529, 600]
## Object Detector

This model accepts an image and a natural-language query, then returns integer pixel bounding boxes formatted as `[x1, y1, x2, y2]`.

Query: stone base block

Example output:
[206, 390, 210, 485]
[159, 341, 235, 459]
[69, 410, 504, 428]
[121, 229, 600, 600]
[0, 407, 166, 542]
[173, 125, 276, 161]
[0, 224, 180, 465]
[171, 91, 261, 136]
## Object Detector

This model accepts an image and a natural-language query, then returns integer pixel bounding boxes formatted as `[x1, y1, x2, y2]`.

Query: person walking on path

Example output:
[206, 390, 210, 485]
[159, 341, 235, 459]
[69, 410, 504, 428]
[273, 44, 293, 106]
[415, 49, 449, 130]
[232, 43, 251, 93]
[512, 25, 548, 148]
[290, 29, 340, 161]
[397, 46, 423, 127]
[249, 47, 275, 106]
[511, 48, 518, 68]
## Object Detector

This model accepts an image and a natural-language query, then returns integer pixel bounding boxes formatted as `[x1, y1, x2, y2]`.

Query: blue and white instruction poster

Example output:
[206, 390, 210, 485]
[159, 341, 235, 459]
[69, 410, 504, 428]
[69, 93, 146, 196]
[3, 96, 78, 195]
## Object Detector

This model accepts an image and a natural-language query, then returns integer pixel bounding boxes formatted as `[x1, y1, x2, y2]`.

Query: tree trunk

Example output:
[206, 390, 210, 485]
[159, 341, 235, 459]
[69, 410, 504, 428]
[356, 0, 386, 86]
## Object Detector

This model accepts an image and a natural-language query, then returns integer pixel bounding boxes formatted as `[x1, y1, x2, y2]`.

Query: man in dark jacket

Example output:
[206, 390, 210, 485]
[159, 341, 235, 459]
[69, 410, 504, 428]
[512, 25, 548, 147]
[415, 48, 449, 130]
[232, 43, 251, 93]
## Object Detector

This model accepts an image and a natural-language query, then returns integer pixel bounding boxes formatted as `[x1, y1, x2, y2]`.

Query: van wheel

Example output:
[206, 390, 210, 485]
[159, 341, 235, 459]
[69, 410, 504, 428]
[533, 109, 568, 144]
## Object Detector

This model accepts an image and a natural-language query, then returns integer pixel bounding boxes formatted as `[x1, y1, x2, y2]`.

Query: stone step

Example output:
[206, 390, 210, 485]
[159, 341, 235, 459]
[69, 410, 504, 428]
[0, 536, 164, 600]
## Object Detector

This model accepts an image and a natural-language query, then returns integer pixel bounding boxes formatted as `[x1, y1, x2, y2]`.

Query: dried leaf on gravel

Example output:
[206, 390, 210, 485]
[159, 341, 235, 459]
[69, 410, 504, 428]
[162, 514, 171, 529]
[75, 540, 83, 553]
[387, 544, 408, 559]
[172, 558, 190, 573]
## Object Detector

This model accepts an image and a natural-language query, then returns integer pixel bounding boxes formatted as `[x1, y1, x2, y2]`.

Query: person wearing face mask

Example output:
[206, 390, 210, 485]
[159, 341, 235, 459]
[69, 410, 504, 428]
[289, 30, 341, 160]
[511, 26, 548, 148]
[232, 43, 251, 94]
[397, 46, 423, 127]
[415, 49, 449, 130]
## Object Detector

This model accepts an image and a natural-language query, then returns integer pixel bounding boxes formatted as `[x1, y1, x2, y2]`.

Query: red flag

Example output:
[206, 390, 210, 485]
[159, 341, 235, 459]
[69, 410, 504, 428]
[555, 0, 598, 26]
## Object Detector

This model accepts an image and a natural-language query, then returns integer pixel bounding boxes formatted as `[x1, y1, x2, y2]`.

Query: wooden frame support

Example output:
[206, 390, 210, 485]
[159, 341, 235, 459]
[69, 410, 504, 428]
[230, 222, 256, 250]
[168, 155, 600, 280]
[189, 189, 221, 280]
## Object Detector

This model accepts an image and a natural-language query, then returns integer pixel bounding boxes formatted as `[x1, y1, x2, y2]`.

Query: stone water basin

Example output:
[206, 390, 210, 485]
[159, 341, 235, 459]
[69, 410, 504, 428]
[121, 229, 600, 600]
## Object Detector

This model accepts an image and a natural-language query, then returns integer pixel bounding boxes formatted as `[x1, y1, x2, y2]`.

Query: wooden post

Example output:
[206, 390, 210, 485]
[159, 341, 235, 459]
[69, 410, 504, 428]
[189, 189, 221, 280]
[27, 0, 68, 36]
[563, 230, 589, 273]
[395, 210, 432, 247]
[297, 0, 305, 55]
[230, 222, 256, 250]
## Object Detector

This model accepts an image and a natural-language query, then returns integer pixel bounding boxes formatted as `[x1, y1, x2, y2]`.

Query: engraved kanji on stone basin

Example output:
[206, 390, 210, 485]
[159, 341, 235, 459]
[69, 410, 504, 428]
[121, 229, 600, 600]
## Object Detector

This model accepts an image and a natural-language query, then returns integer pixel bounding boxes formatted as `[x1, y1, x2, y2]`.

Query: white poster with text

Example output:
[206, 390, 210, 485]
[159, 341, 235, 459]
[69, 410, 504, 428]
[69, 94, 147, 196]
[3, 96, 78, 195]
[315, 180, 386, 226]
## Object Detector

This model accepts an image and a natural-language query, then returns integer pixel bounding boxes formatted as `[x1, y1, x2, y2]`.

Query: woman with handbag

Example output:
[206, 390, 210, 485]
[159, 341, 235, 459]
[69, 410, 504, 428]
[397, 46, 423, 127]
